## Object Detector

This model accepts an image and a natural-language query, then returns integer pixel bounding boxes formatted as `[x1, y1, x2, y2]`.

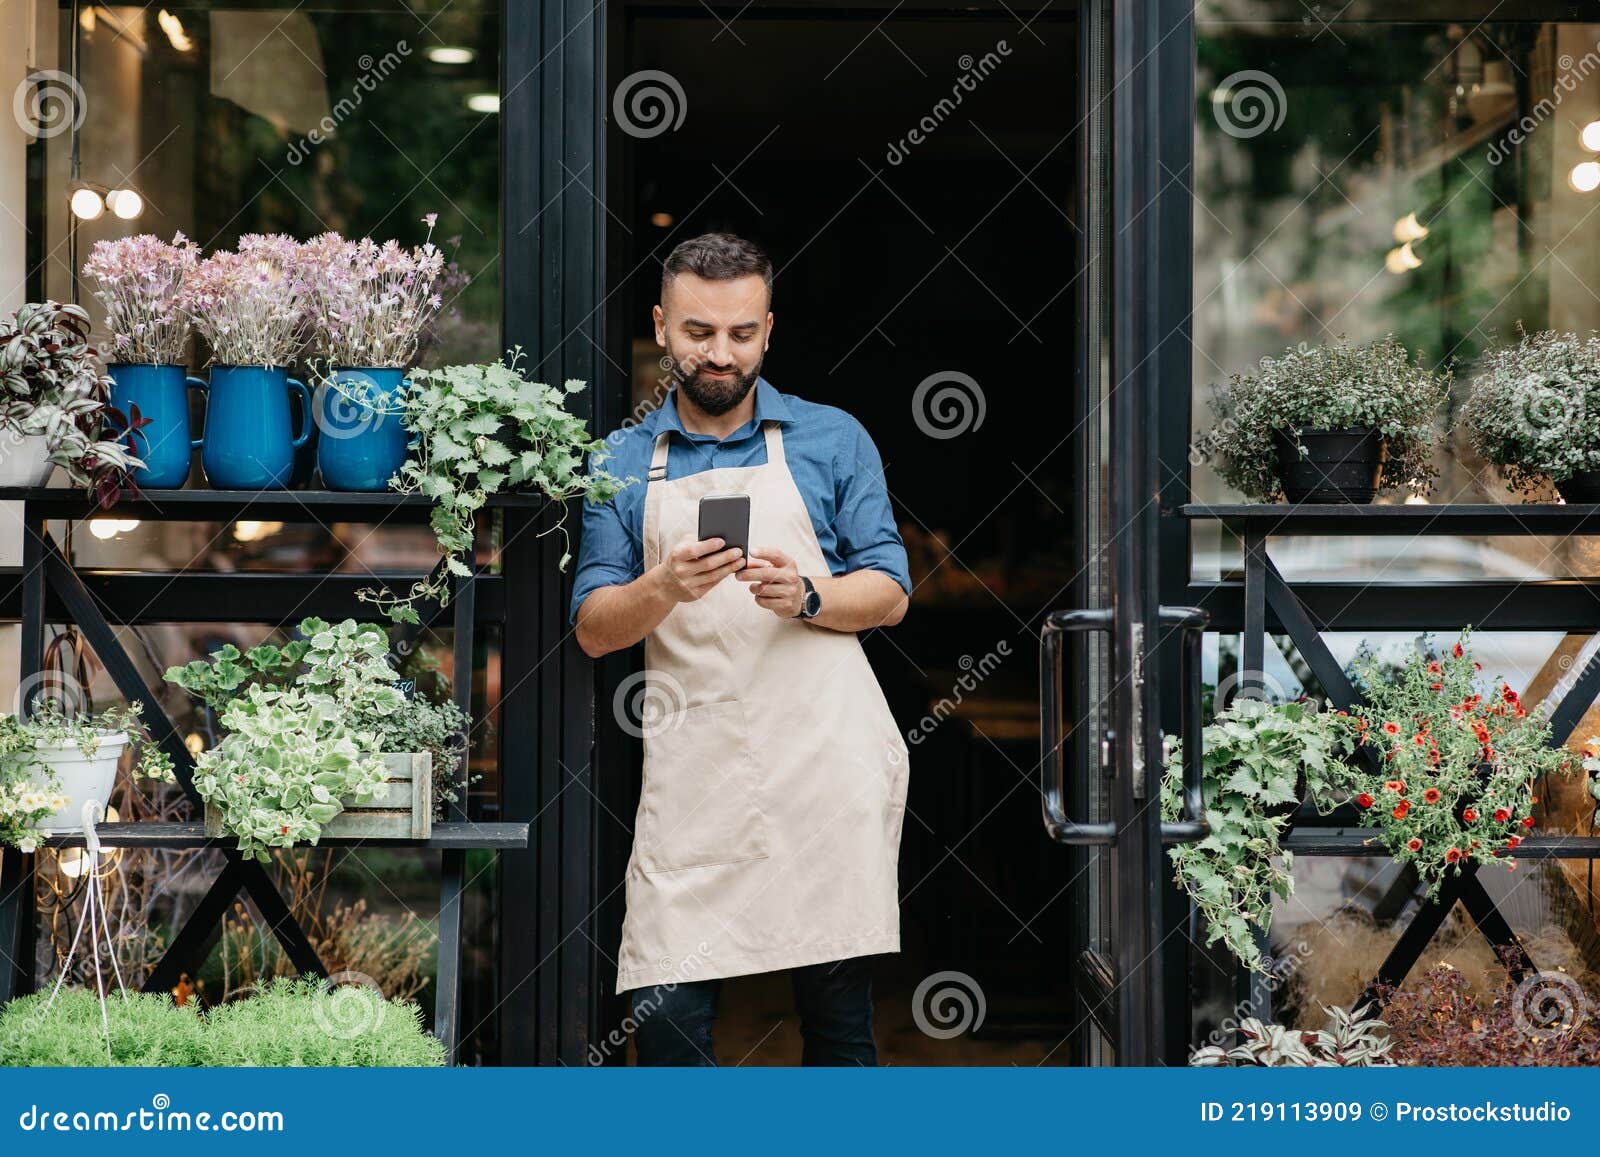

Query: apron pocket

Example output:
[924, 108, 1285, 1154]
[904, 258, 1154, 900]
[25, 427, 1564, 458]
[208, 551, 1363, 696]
[637, 698, 770, 873]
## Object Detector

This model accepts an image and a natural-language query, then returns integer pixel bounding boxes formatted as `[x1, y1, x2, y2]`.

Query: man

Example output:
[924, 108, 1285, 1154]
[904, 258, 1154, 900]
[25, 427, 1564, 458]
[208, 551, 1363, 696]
[571, 232, 911, 1066]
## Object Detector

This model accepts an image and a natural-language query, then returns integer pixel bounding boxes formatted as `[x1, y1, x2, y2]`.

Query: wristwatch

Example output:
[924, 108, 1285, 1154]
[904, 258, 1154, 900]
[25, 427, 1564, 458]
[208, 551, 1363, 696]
[796, 576, 822, 620]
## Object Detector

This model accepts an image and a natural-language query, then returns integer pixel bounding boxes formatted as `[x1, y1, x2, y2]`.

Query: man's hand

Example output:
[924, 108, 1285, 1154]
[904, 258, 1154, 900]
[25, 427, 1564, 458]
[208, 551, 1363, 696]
[738, 546, 804, 618]
[660, 536, 745, 603]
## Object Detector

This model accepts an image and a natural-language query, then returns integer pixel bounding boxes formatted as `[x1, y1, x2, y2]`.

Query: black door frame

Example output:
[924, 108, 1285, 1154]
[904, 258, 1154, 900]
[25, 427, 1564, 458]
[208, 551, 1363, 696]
[497, 0, 1201, 1066]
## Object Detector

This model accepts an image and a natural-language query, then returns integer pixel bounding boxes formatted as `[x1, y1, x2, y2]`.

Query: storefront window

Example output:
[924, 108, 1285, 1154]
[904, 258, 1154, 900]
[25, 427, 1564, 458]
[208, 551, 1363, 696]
[1192, 2, 1600, 1032]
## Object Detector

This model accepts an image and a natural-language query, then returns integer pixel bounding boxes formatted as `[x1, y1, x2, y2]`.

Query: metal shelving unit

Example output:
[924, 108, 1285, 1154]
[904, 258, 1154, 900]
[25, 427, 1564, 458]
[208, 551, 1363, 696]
[0, 486, 533, 1061]
[1182, 502, 1600, 1008]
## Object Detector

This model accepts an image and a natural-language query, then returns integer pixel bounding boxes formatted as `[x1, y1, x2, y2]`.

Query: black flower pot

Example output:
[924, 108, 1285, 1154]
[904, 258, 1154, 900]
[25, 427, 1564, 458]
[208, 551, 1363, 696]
[1556, 470, 1600, 503]
[1272, 427, 1388, 504]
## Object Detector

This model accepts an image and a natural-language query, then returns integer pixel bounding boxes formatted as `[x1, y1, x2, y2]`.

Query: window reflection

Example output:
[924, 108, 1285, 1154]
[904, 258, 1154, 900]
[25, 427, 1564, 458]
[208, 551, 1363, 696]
[1194, 4, 1600, 579]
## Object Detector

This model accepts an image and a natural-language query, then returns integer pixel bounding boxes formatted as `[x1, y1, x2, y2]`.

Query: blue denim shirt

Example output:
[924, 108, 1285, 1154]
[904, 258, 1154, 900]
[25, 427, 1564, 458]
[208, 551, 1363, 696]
[569, 378, 911, 623]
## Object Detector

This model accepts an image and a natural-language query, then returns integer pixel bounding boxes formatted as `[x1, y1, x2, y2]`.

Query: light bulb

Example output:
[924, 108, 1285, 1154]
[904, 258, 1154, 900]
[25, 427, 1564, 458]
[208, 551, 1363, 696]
[427, 46, 476, 64]
[105, 188, 143, 219]
[1385, 242, 1423, 274]
[1571, 161, 1600, 193]
[69, 187, 104, 220]
[466, 92, 500, 114]
[1583, 121, 1600, 153]
[1392, 212, 1429, 243]
[89, 519, 121, 539]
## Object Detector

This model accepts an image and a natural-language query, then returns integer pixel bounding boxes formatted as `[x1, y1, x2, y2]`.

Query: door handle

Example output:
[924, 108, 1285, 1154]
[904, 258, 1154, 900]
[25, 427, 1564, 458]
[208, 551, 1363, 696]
[1159, 606, 1210, 846]
[1039, 608, 1116, 845]
[1038, 605, 1212, 847]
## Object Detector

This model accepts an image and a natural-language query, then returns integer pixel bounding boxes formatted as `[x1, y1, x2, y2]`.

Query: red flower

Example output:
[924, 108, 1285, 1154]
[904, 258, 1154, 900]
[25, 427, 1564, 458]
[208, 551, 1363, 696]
[1445, 847, 1462, 863]
[279, 824, 289, 834]
[1508, 836, 1522, 849]
[1406, 838, 1423, 852]
[1428, 661, 1441, 675]
[1463, 808, 1478, 823]
[1423, 788, 1441, 804]
[1383, 721, 1401, 735]
[1430, 682, 1443, 691]
[1357, 793, 1375, 809]
[1523, 816, 1536, 829]
[1453, 643, 1464, 658]
[1494, 808, 1511, 823]
[1393, 800, 1411, 819]
[1413, 734, 1428, 746]
[1336, 709, 1348, 717]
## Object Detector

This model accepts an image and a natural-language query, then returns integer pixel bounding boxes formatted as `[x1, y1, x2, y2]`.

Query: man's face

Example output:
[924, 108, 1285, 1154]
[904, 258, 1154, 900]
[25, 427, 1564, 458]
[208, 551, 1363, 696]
[653, 272, 773, 417]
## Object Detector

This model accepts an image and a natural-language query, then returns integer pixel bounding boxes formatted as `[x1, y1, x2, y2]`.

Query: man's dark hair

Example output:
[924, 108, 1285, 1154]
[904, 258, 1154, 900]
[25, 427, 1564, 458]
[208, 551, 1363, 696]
[660, 232, 773, 309]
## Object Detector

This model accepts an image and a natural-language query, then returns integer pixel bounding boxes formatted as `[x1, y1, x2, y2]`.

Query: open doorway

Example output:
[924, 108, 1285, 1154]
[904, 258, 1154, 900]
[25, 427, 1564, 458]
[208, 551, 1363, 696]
[602, 0, 1082, 1065]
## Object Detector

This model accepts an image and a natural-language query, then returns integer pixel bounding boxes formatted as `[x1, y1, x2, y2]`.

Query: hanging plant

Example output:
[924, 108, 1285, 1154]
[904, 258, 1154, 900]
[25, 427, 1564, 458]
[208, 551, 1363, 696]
[357, 350, 633, 624]
[1333, 633, 1578, 891]
[1161, 698, 1352, 972]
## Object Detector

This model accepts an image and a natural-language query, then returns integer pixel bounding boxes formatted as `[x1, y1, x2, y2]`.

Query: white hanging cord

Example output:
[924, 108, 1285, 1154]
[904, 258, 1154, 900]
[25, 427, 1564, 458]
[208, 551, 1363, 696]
[40, 800, 120, 1063]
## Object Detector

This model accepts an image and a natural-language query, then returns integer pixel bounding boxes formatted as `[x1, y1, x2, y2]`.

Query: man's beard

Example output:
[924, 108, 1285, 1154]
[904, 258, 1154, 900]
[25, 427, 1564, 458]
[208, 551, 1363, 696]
[678, 362, 760, 417]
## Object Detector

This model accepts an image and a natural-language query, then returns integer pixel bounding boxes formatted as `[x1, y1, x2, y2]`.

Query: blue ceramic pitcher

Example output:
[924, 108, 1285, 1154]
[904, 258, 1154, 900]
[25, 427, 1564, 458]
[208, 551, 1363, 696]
[197, 366, 311, 490]
[315, 367, 411, 491]
[107, 364, 208, 489]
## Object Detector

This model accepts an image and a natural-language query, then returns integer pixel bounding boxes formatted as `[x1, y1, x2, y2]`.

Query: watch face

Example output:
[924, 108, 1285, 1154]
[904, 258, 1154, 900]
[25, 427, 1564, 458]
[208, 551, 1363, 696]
[804, 589, 822, 617]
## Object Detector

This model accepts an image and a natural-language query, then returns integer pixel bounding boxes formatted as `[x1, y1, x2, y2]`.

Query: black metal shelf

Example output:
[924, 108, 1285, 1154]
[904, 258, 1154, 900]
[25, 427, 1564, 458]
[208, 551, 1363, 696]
[43, 821, 529, 851]
[1282, 828, 1600, 859]
[0, 486, 545, 524]
[0, 486, 539, 1064]
[1183, 501, 1600, 536]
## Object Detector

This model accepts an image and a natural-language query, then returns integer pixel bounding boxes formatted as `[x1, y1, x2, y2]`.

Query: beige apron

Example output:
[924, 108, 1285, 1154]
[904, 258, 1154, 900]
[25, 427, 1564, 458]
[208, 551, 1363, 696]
[614, 420, 910, 994]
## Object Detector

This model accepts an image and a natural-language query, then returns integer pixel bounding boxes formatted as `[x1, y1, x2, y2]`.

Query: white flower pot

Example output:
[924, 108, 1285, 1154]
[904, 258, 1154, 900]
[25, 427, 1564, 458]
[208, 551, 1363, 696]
[27, 732, 127, 833]
[0, 434, 55, 487]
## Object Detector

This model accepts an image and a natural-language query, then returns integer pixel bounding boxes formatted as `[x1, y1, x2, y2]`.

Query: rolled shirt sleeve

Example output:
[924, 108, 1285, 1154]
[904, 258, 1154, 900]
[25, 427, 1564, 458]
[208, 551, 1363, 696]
[569, 452, 644, 625]
[831, 420, 912, 596]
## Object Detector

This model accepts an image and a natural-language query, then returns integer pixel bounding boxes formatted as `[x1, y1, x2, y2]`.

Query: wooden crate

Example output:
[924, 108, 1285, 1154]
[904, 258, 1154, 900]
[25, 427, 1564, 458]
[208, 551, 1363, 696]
[203, 752, 432, 842]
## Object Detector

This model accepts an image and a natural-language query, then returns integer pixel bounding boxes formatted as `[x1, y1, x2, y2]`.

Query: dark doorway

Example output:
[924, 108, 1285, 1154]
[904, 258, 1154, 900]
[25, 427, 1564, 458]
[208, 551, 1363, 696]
[601, 1, 1081, 1064]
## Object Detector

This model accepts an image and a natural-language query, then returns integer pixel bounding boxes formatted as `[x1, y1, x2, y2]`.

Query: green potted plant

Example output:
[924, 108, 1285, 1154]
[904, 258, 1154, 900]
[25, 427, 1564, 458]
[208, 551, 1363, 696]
[1462, 330, 1600, 501]
[357, 350, 633, 624]
[1189, 1005, 1394, 1067]
[1160, 697, 1352, 971]
[1196, 335, 1450, 504]
[0, 301, 148, 504]
[166, 617, 466, 855]
[0, 702, 173, 845]
[1331, 633, 1577, 891]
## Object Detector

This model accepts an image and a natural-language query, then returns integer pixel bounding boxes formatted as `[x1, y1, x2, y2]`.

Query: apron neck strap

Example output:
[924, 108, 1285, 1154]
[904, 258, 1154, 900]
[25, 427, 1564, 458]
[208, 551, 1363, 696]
[762, 420, 786, 466]
[647, 431, 670, 481]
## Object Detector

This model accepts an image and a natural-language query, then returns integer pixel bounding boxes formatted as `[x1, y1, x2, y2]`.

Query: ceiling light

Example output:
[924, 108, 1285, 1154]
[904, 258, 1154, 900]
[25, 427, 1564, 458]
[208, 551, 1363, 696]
[1392, 212, 1429, 243]
[1385, 242, 1422, 274]
[465, 92, 499, 114]
[105, 188, 143, 219]
[157, 9, 193, 52]
[1572, 161, 1600, 193]
[69, 186, 104, 220]
[427, 46, 476, 65]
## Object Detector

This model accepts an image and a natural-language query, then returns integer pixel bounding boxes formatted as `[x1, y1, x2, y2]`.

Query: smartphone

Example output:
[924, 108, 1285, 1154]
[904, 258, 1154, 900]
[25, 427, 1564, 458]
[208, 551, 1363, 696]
[697, 492, 751, 565]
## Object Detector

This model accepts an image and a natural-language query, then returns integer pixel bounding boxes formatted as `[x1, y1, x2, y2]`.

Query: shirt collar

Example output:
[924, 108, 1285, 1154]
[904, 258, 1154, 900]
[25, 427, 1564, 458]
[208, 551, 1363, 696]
[656, 376, 791, 439]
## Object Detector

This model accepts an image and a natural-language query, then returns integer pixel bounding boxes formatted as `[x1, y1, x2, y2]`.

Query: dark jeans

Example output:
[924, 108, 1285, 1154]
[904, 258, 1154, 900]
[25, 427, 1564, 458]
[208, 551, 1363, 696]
[630, 956, 878, 1066]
